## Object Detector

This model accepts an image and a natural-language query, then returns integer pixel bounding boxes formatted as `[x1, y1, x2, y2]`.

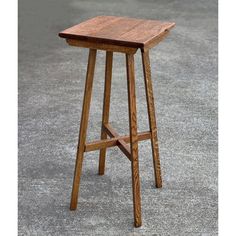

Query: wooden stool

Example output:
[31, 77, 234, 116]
[59, 16, 175, 227]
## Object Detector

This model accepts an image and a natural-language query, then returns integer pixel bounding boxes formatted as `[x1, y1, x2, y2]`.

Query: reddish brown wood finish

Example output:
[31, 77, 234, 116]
[103, 123, 131, 161]
[70, 49, 97, 210]
[98, 51, 113, 175]
[59, 16, 175, 51]
[126, 53, 142, 227]
[59, 15, 175, 228]
[142, 51, 162, 188]
[66, 38, 137, 54]
[85, 129, 151, 152]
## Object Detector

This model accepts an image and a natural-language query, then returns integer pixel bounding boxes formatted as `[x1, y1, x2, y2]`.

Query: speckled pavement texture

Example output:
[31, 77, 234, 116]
[18, 0, 218, 235]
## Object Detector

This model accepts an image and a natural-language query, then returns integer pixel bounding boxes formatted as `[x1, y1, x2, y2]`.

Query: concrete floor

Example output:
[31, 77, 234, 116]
[18, 0, 218, 235]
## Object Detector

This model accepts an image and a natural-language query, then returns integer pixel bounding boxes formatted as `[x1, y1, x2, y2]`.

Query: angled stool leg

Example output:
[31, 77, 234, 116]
[70, 49, 97, 210]
[126, 53, 142, 227]
[98, 51, 113, 175]
[141, 50, 162, 188]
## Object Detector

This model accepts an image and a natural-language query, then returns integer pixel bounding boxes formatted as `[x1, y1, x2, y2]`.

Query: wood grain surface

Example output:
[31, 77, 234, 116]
[59, 16, 175, 50]
[98, 51, 113, 175]
[70, 49, 97, 210]
[126, 53, 142, 227]
[62, 17, 174, 226]
[142, 50, 162, 188]
[85, 130, 151, 152]
[104, 123, 131, 161]
[66, 39, 138, 54]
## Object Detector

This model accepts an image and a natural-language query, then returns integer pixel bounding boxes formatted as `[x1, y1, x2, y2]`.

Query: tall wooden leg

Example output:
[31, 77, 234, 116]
[98, 51, 113, 175]
[141, 50, 162, 188]
[126, 53, 142, 227]
[70, 49, 97, 210]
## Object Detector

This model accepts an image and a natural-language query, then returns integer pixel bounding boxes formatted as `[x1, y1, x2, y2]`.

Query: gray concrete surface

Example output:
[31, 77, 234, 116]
[18, 0, 218, 235]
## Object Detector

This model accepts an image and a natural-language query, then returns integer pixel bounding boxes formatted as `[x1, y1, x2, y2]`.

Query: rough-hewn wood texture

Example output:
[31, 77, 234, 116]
[59, 16, 175, 51]
[126, 53, 142, 227]
[142, 51, 162, 188]
[70, 49, 97, 210]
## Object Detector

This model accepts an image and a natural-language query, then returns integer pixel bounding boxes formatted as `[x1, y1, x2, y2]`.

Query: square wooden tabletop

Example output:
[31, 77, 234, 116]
[59, 16, 175, 50]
